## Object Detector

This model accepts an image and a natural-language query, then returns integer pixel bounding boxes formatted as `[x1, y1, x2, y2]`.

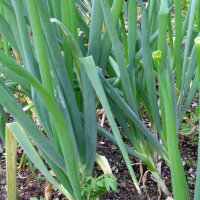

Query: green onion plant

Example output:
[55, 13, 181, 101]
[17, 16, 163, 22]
[0, 0, 199, 199]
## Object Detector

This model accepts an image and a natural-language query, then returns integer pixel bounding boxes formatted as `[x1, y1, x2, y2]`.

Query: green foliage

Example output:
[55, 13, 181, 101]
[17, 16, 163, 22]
[0, 0, 199, 199]
[81, 174, 117, 200]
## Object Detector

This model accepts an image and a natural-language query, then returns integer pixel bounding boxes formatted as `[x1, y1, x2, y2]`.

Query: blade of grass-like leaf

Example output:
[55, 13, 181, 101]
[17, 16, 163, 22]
[98, 0, 124, 69]
[157, 48, 189, 200]
[183, 47, 196, 95]
[127, 0, 137, 99]
[181, 2, 192, 40]
[82, 0, 102, 176]
[180, 76, 198, 121]
[120, 13, 128, 63]
[136, 80, 153, 123]
[0, 49, 81, 194]
[174, 0, 183, 92]
[37, 1, 86, 166]
[198, 0, 200, 31]
[61, 0, 79, 86]
[11, 0, 39, 78]
[81, 67, 97, 176]
[64, 0, 78, 40]
[26, 0, 57, 143]
[50, 0, 62, 39]
[11, 0, 54, 143]
[149, 0, 157, 34]
[81, 56, 141, 194]
[19, 103, 73, 191]
[61, 0, 74, 86]
[194, 37, 200, 200]
[141, 8, 162, 136]
[157, 3, 189, 198]
[160, 71, 189, 200]
[0, 105, 6, 143]
[7, 122, 73, 199]
[194, 126, 200, 199]
[26, 1, 53, 95]
[157, 0, 169, 144]
[109, 56, 120, 77]
[51, 0, 61, 21]
[87, 0, 103, 64]
[168, 13, 174, 59]
[50, 18, 82, 77]
[46, 0, 54, 17]
[127, 0, 137, 63]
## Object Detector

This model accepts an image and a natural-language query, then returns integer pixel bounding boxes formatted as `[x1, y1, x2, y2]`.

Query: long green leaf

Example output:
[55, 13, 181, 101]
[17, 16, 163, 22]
[194, 36, 200, 200]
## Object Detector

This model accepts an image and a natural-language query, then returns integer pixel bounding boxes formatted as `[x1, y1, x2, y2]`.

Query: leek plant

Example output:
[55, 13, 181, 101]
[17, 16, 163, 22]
[0, 0, 199, 199]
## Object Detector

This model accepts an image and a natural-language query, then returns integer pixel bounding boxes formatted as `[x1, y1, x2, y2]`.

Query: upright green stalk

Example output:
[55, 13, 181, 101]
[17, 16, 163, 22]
[26, 1, 53, 95]
[0, 3, 9, 55]
[87, 0, 103, 64]
[194, 36, 200, 200]
[98, 0, 124, 69]
[0, 105, 6, 143]
[198, 0, 200, 30]
[12, 0, 54, 144]
[157, 0, 170, 143]
[61, 0, 74, 84]
[174, 0, 183, 93]
[141, 8, 162, 135]
[157, 1, 189, 199]
[128, 0, 137, 98]
[61, 0, 78, 86]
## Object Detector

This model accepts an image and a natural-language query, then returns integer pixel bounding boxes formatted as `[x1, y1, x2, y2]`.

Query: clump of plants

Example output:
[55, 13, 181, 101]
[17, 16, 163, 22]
[0, 0, 199, 200]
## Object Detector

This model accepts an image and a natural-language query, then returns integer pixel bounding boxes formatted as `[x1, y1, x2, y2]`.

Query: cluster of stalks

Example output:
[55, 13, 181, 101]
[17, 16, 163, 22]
[0, 0, 199, 199]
